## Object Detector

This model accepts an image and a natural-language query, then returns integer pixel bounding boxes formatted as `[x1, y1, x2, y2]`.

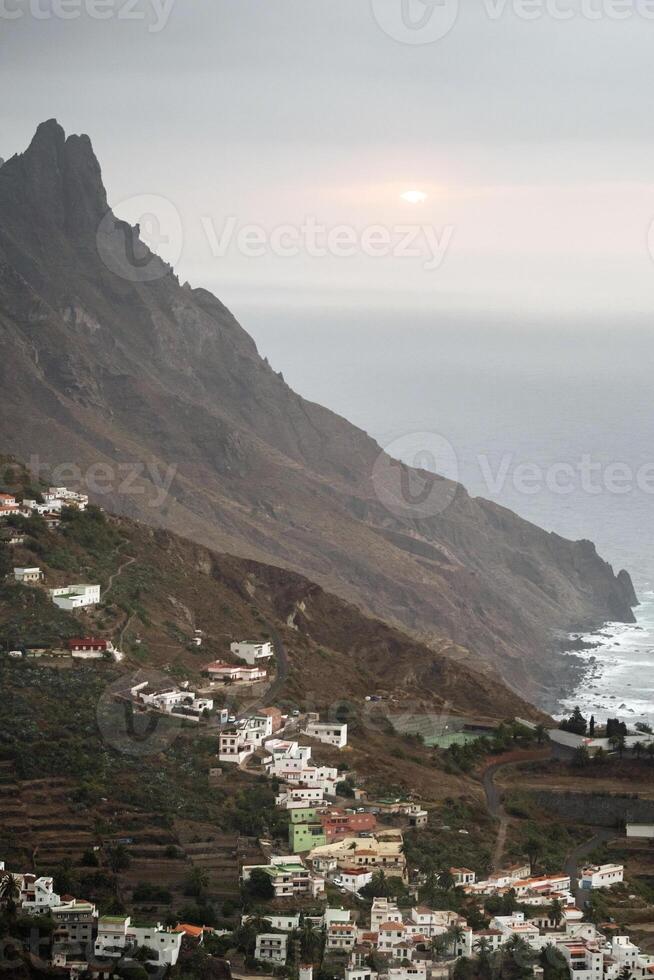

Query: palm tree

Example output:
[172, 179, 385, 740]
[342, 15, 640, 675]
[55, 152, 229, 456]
[548, 898, 564, 928]
[0, 873, 20, 918]
[525, 837, 542, 875]
[535, 724, 547, 745]
[429, 934, 449, 961]
[506, 933, 536, 973]
[447, 924, 467, 956]
[633, 741, 644, 759]
[186, 866, 209, 897]
[299, 918, 324, 964]
[438, 869, 456, 891]
[474, 937, 492, 957]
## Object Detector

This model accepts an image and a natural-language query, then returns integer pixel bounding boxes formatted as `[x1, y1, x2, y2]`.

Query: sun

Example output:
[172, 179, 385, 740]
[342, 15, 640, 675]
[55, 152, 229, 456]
[401, 190, 427, 205]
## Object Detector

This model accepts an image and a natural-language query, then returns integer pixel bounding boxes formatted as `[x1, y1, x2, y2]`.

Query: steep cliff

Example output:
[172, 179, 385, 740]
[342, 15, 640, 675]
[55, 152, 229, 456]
[0, 121, 637, 700]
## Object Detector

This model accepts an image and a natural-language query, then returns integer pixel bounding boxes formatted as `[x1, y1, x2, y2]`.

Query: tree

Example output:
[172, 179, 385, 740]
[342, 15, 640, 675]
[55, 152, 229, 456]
[133, 946, 158, 964]
[54, 859, 78, 896]
[571, 746, 590, 770]
[243, 868, 275, 901]
[632, 741, 644, 759]
[589, 716, 595, 737]
[535, 724, 547, 745]
[107, 844, 131, 872]
[0, 874, 20, 919]
[0, 543, 11, 581]
[185, 866, 210, 897]
[447, 924, 467, 955]
[438, 869, 456, 891]
[617, 967, 633, 980]
[560, 707, 586, 736]
[548, 898, 564, 927]
[299, 917, 325, 964]
[430, 934, 450, 961]
[525, 837, 542, 874]
[540, 943, 570, 980]
[609, 734, 626, 759]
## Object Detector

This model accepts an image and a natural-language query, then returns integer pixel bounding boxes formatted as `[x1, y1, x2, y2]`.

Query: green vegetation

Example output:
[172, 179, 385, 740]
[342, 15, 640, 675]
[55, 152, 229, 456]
[440, 721, 543, 776]
[404, 798, 494, 877]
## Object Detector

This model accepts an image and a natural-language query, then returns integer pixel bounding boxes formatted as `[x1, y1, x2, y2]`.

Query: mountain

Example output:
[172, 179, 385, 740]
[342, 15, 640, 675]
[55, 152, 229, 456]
[0, 120, 637, 703]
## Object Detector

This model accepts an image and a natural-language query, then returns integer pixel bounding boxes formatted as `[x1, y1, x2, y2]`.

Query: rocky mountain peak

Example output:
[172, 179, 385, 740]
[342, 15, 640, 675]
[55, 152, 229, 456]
[0, 119, 108, 241]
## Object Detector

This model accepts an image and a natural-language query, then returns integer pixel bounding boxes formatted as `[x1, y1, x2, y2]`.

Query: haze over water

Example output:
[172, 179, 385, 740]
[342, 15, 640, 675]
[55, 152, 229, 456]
[244, 309, 654, 725]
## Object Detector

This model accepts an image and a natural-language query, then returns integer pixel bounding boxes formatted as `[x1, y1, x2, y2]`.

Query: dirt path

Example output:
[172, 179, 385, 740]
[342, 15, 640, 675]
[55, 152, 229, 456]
[103, 552, 136, 598]
[481, 748, 551, 870]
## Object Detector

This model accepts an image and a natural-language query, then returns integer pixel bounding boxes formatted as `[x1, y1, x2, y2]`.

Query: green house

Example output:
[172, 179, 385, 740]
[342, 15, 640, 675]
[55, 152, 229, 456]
[289, 820, 327, 853]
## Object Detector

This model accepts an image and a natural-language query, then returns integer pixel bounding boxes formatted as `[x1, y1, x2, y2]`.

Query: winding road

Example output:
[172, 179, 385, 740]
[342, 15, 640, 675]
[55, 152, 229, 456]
[482, 760, 512, 869]
[482, 750, 617, 897]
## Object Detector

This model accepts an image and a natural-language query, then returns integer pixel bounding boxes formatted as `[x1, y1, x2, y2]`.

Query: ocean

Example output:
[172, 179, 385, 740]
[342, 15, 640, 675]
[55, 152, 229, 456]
[241, 306, 654, 726]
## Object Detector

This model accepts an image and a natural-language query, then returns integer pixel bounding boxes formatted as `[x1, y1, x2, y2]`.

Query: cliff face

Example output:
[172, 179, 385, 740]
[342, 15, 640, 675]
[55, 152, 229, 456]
[0, 121, 637, 701]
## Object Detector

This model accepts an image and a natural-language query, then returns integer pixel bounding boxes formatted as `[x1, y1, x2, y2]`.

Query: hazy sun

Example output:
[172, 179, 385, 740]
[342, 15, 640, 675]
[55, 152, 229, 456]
[401, 190, 427, 204]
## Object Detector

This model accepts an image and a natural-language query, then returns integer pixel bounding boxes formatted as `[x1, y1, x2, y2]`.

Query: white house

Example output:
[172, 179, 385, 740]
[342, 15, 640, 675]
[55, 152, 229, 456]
[304, 716, 348, 749]
[579, 864, 623, 889]
[626, 824, 654, 839]
[388, 966, 427, 980]
[132, 681, 213, 718]
[94, 916, 181, 967]
[14, 567, 43, 584]
[255, 933, 288, 964]
[242, 913, 300, 933]
[557, 939, 604, 980]
[326, 922, 358, 952]
[20, 875, 60, 912]
[346, 970, 378, 980]
[204, 660, 267, 683]
[276, 786, 326, 808]
[450, 867, 476, 886]
[338, 868, 373, 894]
[241, 856, 325, 900]
[51, 899, 98, 945]
[230, 640, 274, 665]
[49, 584, 100, 610]
[219, 714, 274, 763]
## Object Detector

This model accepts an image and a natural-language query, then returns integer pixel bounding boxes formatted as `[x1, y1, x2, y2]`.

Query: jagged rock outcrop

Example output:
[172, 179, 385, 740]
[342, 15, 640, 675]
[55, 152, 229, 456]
[0, 121, 638, 701]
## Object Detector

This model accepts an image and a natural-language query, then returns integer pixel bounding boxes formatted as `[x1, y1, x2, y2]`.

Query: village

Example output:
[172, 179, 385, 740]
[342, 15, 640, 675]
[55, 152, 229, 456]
[1, 478, 654, 980]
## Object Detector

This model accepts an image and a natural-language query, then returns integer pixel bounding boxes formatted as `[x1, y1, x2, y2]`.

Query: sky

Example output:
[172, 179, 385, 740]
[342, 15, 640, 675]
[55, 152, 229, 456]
[4, 0, 654, 318]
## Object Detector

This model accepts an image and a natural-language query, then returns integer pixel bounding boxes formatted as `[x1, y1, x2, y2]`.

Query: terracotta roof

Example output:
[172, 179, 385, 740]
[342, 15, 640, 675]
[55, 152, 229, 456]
[174, 924, 207, 938]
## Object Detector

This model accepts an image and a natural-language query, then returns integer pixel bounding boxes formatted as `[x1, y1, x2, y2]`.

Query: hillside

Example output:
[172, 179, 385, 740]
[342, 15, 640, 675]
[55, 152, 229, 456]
[0, 120, 638, 702]
[0, 458, 544, 724]
[0, 460, 545, 921]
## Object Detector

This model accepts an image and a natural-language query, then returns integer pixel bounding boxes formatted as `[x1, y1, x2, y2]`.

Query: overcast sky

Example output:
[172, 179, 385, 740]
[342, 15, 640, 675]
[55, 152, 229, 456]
[4, 0, 654, 317]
